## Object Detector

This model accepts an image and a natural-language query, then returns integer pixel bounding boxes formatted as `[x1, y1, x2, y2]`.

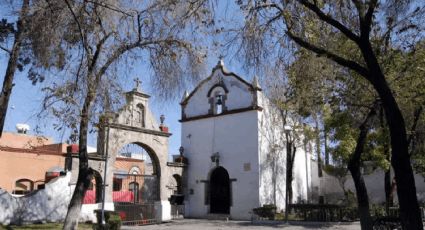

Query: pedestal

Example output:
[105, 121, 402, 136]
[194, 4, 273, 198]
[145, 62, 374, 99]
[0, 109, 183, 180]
[155, 200, 171, 222]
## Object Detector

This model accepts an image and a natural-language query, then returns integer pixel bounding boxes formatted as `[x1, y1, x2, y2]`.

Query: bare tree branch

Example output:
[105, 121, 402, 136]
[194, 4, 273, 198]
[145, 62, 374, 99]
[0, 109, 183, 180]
[365, 0, 378, 28]
[286, 30, 369, 78]
[86, 0, 132, 17]
[63, 0, 89, 54]
[297, 0, 360, 43]
[88, 32, 112, 73]
[251, 3, 283, 13]
[0, 45, 11, 54]
[95, 39, 191, 82]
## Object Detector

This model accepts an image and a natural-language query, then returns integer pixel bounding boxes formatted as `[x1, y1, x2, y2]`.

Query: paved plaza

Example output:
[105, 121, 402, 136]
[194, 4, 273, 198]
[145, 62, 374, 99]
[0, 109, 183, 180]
[122, 219, 360, 230]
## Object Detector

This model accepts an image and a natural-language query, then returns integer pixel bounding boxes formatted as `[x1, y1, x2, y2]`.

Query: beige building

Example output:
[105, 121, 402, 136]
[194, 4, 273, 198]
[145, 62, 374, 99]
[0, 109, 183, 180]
[0, 131, 145, 197]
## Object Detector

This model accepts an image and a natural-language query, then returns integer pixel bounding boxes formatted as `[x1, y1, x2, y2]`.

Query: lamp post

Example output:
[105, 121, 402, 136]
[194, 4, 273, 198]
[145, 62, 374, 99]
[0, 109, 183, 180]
[101, 124, 110, 226]
[284, 125, 292, 223]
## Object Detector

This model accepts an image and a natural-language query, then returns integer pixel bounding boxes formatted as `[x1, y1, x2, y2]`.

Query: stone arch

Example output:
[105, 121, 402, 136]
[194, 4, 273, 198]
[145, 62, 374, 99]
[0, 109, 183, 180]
[96, 88, 171, 221]
[99, 125, 170, 204]
[172, 174, 182, 194]
[117, 141, 161, 176]
[207, 84, 229, 97]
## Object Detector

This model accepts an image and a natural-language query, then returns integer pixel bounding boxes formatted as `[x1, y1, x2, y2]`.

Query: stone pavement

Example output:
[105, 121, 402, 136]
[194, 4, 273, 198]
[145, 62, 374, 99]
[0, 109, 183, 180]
[121, 219, 360, 229]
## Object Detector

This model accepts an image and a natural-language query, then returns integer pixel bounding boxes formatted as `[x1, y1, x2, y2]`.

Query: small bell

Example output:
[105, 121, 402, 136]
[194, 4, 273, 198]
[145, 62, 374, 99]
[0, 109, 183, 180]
[216, 95, 223, 105]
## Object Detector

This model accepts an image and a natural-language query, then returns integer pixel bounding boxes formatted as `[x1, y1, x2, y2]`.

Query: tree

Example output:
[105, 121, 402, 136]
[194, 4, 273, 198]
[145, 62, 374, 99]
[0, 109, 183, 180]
[0, 0, 30, 137]
[238, 1, 425, 228]
[326, 105, 378, 230]
[0, 0, 70, 137]
[285, 39, 424, 228]
[285, 48, 379, 229]
[32, 1, 211, 229]
[0, 1, 35, 137]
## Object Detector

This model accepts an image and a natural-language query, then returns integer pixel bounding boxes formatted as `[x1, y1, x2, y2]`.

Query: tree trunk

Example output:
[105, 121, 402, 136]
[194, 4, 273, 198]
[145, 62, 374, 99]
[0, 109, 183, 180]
[315, 121, 323, 177]
[384, 141, 392, 214]
[63, 84, 95, 230]
[348, 164, 372, 230]
[63, 167, 94, 230]
[348, 107, 375, 230]
[0, 0, 29, 137]
[360, 41, 422, 229]
[380, 107, 393, 215]
[286, 134, 294, 204]
[324, 129, 329, 166]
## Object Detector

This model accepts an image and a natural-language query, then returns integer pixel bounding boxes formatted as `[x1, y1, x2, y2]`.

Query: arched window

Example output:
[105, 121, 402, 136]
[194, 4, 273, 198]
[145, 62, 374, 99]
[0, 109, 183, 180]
[130, 166, 141, 175]
[14, 179, 34, 195]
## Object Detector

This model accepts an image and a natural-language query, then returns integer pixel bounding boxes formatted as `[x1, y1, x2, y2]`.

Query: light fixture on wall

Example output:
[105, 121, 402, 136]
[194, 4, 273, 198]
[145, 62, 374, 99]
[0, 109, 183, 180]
[211, 152, 220, 166]
[284, 125, 292, 134]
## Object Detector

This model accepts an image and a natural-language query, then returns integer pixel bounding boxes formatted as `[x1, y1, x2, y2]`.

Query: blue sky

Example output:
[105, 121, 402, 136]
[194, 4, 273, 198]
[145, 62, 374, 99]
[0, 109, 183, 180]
[0, 1, 253, 158]
[0, 51, 251, 158]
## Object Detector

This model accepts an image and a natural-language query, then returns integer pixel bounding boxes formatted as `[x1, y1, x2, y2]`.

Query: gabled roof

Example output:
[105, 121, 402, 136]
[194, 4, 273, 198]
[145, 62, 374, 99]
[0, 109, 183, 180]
[180, 61, 261, 105]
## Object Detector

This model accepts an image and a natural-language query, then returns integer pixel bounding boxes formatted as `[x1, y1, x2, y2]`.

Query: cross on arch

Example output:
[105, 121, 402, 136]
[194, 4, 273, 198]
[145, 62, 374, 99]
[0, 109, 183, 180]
[134, 78, 142, 90]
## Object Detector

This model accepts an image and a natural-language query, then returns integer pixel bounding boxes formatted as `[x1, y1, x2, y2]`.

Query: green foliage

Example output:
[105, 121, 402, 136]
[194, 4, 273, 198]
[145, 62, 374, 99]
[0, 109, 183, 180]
[253, 204, 277, 220]
[323, 164, 347, 179]
[93, 212, 121, 230]
[344, 190, 357, 208]
[370, 204, 387, 218]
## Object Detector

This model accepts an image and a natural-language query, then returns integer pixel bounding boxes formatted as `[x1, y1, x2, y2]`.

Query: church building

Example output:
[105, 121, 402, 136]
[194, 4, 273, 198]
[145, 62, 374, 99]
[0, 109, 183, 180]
[180, 61, 314, 220]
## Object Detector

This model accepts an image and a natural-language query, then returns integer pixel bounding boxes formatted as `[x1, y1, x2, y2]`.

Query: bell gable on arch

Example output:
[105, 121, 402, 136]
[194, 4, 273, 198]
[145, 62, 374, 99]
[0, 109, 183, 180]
[108, 86, 162, 132]
[180, 60, 263, 120]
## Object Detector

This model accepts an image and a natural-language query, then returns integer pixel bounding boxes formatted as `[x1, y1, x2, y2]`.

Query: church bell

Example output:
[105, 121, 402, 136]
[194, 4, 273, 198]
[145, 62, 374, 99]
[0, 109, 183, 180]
[216, 95, 223, 105]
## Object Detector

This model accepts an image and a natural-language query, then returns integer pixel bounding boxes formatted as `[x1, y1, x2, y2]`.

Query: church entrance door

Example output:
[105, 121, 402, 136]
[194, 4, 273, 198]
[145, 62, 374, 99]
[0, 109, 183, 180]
[210, 167, 230, 214]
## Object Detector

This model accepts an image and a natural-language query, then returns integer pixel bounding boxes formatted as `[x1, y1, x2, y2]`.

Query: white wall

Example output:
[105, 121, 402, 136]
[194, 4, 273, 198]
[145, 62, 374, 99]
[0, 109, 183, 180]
[257, 95, 313, 211]
[257, 97, 286, 212]
[321, 168, 425, 204]
[182, 111, 260, 220]
[0, 173, 96, 225]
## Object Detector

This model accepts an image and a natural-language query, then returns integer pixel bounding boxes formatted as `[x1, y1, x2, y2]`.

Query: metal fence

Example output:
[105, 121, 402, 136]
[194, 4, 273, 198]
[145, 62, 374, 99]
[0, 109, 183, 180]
[115, 202, 157, 225]
[113, 173, 159, 225]
[171, 205, 185, 219]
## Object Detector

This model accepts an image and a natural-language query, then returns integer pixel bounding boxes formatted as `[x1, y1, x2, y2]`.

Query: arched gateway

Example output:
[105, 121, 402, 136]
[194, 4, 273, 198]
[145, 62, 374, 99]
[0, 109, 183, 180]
[96, 85, 172, 223]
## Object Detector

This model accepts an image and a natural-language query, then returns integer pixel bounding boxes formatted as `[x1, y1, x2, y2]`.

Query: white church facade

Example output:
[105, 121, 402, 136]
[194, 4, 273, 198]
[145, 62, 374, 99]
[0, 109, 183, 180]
[180, 61, 314, 220]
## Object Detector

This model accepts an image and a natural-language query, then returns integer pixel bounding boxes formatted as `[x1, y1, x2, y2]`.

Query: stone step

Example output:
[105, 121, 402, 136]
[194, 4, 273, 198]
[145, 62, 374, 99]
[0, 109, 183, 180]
[206, 213, 231, 220]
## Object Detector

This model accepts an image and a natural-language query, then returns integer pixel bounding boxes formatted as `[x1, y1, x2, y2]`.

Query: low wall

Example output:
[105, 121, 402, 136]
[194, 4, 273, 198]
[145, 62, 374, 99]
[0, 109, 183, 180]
[0, 172, 97, 225]
[321, 168, 425, 204]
